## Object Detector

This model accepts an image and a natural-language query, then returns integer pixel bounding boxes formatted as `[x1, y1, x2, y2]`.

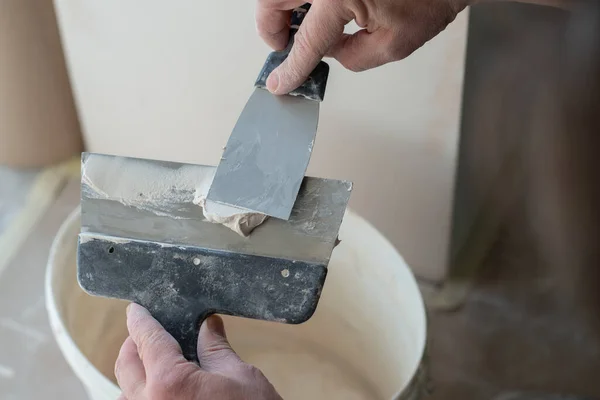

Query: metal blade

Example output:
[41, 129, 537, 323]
[80, 152, 352, 265]
[207, 88, 319, 220]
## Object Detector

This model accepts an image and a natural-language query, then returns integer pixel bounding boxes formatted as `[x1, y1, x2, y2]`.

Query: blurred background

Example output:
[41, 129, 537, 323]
[1, 0, 599, 399]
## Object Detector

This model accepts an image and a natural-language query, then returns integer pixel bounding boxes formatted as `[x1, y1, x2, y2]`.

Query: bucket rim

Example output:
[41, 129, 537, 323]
[45, 206, 121, 395]
[340, 210, 428, 399]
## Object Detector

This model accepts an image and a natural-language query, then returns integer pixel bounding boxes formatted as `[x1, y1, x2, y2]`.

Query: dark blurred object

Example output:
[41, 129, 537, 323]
[431, 2, 600, 398]
[494, 393, 597, 400]
[526, 0, 600, 332]
[448, 0, 600, 327]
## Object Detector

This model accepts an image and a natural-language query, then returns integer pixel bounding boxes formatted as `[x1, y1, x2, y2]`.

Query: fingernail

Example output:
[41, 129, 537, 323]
[266, 71, 280, 93]
[126, 303, 132, 315]
[206, 315, 226, 338]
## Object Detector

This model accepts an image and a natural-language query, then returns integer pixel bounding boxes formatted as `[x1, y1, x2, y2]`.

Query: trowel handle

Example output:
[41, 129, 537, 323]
[254, 2, 330, 101]
[289, 3, 311, 40]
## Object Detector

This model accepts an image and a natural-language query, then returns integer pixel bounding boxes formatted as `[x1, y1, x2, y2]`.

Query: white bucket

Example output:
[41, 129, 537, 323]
[46, 208, 428, 400]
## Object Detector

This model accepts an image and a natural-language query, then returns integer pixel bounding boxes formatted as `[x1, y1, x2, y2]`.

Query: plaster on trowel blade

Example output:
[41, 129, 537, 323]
[207, 88, 319, 220]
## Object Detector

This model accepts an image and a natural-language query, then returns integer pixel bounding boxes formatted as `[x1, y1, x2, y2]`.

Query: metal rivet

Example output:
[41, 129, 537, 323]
[281, 269, 290, 278]
[193, 258, 201, 266]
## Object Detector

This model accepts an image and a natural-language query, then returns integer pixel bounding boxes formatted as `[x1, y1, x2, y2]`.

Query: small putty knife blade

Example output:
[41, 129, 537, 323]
[207, 3, 329, 221]
[207, 88, 319, 220]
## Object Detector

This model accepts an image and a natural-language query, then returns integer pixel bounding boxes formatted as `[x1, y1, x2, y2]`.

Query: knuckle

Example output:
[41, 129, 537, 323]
[128, 315, 147, 338]
[386, 42, 409, 61]
[327, 0, 344, 8]
[292, 30, 321, 64]
[388, 48, 408, 62]
[344, 61, 365, 73]
[250, 365, 269, 382]
[386, 38, 415, 62]
[256, 25, 269, 38]
[147, 364, 199, 400]
[257, 29, 271, 42]
[200, 348, 242, 370]
[146, 389, 169, 400]
[233, 363, 266, 382]
[255, 19, 274, 37]
[284, 62, 307, 83]
[236, 362, 256, 375]
[337, 55, 370, 73]
[137, 328, 163, 357]
[280, 58, 307, 86]
[322, 0, 350, 20]
[147, 371, 183, 399]
[257, 25, 284, 42]
[199, 338, 232, 357]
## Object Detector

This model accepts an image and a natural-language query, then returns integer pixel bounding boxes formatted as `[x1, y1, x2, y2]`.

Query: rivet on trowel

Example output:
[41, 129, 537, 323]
[281, 269, 290, 278]
[193, 257, 201, 266]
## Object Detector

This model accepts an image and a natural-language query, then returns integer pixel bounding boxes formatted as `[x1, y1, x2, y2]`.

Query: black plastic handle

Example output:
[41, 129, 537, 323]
[78, 236, 327, 363]
[255, 3, 329, 101]
[290, 3, 311, 37]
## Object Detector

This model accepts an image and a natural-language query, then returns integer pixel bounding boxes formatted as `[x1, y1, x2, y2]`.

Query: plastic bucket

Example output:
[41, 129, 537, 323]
[46, 208, 428, 400]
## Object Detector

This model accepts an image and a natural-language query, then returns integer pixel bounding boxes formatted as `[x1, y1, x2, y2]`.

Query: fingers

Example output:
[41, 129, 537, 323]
[197, 315, 244, 374]
[256, 5, 292, 50]
[115, 336, 146, 399]
[328, 30, 394, 72]
[267, 1, 348, 94]
[329, 26, 425, 73]
[126, 303, 187, 377]
[256, 0, 309, 50]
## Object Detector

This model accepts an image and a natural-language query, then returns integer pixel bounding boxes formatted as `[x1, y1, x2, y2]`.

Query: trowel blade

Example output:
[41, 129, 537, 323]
[207, 88, 319, 220]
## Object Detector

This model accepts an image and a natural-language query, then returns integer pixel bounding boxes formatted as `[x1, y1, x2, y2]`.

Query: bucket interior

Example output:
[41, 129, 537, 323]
[50, 211, 426, 399]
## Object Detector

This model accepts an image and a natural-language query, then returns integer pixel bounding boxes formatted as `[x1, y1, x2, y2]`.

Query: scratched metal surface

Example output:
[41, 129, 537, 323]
[208, 89, 320, 220]
[82, 153, 352, 264]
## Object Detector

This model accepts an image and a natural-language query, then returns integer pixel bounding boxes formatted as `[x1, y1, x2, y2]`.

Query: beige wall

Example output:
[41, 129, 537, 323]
[54, 0, 468, 281]
[0, 1, 82, 167]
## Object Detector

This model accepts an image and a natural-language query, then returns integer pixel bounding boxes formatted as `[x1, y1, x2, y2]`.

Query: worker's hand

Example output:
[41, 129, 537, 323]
[115, 303, 282, 400]
[256, 0, 471, 94]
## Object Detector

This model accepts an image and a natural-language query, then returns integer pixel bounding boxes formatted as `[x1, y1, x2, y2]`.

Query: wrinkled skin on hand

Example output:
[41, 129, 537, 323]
[115, 304, 282, 400]
[256, 0, 471, 94]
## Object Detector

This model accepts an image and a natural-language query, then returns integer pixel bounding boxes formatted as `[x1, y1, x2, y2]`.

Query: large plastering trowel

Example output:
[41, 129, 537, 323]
[77, 153, 352, 362]
[207, 3, 330, 220]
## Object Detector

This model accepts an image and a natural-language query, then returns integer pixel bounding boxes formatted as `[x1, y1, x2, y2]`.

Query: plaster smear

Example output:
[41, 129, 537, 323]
[193, 196, 268, 237]
[82, 156, 267, 236]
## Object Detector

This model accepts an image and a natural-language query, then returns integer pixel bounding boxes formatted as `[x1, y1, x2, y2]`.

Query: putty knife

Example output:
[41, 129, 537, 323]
[207, 3, 330, 220]
[77, 153, 352, 362]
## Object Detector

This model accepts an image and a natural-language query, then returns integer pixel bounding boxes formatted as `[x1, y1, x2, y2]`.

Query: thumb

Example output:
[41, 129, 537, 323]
[267, 2, 347, 95]
[197, 315, 243, 373]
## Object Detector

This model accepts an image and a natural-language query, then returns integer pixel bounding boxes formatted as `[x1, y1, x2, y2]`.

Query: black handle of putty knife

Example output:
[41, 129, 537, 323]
[78, 237, 328, 364]
[146, 306, 211, 364]
[254, 3, 330, 101]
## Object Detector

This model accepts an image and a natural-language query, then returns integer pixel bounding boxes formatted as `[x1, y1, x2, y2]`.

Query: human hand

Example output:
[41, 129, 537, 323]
[115, 303, 282, 400]
[256, 0, 471, 94]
